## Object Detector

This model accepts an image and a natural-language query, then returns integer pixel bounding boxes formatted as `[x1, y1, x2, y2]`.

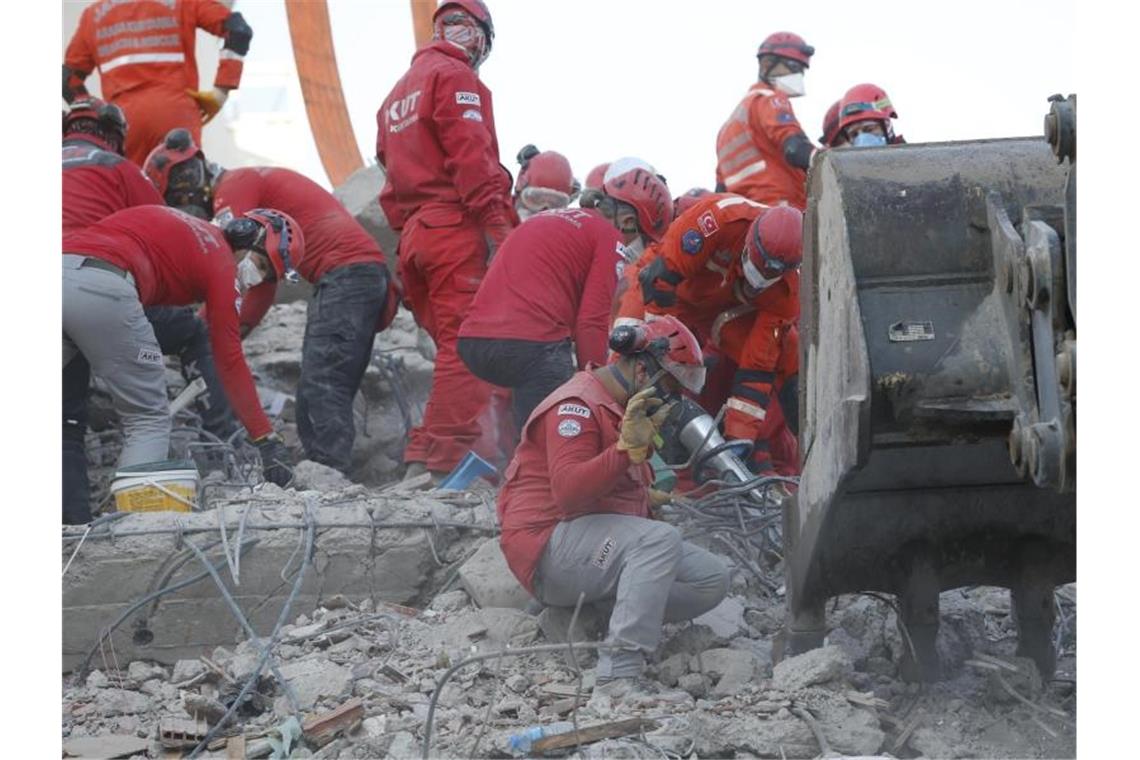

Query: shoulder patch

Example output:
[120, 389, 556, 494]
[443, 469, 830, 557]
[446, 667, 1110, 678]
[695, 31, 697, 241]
[777, 111, 795, 123]
[558, 419, 583, 437]
[456, 91, 481, 106]
[697, 211, 720, 237]
[462, 109, 483, 122]
[681, 229, 704, 255]
[558, 403, 591, 419]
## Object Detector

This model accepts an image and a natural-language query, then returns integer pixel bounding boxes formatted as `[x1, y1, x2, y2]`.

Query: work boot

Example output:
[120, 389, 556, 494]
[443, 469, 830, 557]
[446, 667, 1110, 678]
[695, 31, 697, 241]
[592, 676, 663, 700]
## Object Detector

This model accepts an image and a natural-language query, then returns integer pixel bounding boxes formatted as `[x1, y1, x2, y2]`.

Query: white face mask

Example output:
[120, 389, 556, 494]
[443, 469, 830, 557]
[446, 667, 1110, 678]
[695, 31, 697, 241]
[622, 237, 646, 261]
[236, 254, 266, 290]
[772, 72, 805, 97]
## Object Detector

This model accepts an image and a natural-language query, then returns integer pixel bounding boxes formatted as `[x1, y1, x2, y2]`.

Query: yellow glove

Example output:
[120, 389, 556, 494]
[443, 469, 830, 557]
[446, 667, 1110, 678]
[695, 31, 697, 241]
[649, 488, 672, 508]
[186, 87, 229, 125]
[617, 387, 674, 464]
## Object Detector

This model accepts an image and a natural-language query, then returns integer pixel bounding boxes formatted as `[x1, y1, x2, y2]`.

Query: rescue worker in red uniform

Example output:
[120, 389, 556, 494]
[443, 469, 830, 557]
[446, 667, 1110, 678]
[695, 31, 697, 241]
[143, 130, 397, 474]
[838, 83, 905, 147]
[715, 32, 816, 209]
[376, 0, 517, 478]
[63, 206, 302, 518]
[637, 196, 803, 474]
[498, 316, 729, 694]
[61, 101, 235, 522]
[459, 162, 671, 431]
[63, 0, 253, 166]
[578, 162, 610, 208]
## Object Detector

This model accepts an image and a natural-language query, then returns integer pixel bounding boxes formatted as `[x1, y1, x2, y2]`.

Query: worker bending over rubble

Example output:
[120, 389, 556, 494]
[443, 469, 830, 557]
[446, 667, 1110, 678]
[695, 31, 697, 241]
[458, 159, 671, 432]
[62, 205, 302, 509]
[497, 316, 730, 698]
[63, 0, 253, 166]
[377, 0, 516, 480]
[144, 129, 398, 474]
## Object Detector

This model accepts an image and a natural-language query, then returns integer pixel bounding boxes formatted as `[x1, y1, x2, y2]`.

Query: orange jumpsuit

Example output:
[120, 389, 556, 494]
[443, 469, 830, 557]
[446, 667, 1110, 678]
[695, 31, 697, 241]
[63, 0, 248, 166]
[715, 84, 809, 210]
[638, 195, 800, 473]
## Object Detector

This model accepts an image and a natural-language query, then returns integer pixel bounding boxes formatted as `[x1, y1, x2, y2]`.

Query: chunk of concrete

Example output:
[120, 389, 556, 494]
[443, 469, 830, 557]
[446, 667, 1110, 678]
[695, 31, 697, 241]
[691, 647, 762, 697]
[171, 659, 207, 684]
[276, 658, 353, 710]
[333, 164, 400, 271]
[692, 596, 746, 639]
[62, 735, 151, 759]
[772, 645, 854, 692]
[92, 688, 153, 716]
[422, 607, 539, 659]
[291, 460, 351, 491]
[656, 652, 690, 687]
[458, 540, 532, 610]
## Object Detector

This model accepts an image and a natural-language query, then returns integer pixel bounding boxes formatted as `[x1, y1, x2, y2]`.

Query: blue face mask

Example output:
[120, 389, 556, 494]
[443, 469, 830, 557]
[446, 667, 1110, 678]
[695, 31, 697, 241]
[852, 132, 887, 148]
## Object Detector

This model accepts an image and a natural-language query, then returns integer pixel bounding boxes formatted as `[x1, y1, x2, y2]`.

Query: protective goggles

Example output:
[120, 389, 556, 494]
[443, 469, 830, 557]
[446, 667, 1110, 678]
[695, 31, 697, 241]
[518, 186, 571, 213]
[840, 97, 894, 118]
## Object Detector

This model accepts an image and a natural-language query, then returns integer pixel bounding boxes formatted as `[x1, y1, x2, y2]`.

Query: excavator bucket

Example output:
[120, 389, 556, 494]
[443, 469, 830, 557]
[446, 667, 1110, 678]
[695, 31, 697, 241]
[783, 102, 1076, 681]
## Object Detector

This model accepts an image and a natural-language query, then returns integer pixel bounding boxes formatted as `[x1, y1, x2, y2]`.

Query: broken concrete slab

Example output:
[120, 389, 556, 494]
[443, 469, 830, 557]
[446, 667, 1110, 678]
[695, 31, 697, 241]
[692, 595, 746, 639]
[691, 647, 762, 697]
[291, 460, 351, 491]
[62, 734, 151, 759]
[421, 607, 539, 659]
[458, 539, 532, 610]
[91, 688, 153, 716]
[772, 645, 854, 692]
[276, 658, 353, 710]
[333, 164, 400, 272]
[655, 652, 690, 687]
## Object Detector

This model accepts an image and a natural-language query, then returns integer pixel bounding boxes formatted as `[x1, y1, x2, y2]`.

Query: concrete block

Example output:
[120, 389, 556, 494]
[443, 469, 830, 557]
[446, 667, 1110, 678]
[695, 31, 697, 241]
[333, 164, 400, 271]
[772, 644, 853, 692]
[458, 539, 532, 610]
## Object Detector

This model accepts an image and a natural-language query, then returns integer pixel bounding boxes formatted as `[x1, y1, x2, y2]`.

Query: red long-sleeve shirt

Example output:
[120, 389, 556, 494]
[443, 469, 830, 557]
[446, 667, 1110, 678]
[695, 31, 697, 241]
[63, 0, 244, 102]
[375, 41, 513, 231]
[211, 166, 386, 331]
[498, 370, 651, 592]
[459, 208, 626, 368]
[62, 205, 272, 440]
[62, 137, 164, 234]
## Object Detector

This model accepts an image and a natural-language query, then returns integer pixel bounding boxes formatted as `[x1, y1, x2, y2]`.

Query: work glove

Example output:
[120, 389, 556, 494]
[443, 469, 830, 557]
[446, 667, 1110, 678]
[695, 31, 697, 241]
[639, 256, 683, 308]
[483, 221, 513, 263]
[617, 387, 675, 464]
[186, 87, 229, 125]
[254, 434, 293, 487]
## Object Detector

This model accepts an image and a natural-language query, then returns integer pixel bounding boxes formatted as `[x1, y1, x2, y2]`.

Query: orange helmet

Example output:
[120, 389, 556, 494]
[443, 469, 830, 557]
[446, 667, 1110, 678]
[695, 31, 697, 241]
[742, 206, 803, 289]
[838, 83, 898, 135]
[223, 209, 306, 284]
[608, 314, 706, 393]
[820, 100, 844, 147]
[601, 158, 671, 242]
[673, 188, 712, 219]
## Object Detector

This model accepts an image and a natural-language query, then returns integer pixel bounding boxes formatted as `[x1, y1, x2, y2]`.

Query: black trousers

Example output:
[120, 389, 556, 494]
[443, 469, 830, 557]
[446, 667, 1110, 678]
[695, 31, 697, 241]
[63, 355, 92, 525]
[457, 336, 575, 431]
[295, 262, 389, 473]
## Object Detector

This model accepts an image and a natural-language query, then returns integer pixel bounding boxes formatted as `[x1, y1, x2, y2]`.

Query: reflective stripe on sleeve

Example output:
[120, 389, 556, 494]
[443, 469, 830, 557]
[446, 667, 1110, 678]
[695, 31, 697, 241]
[100, 52, 186, 72]
[727, 397, 767, 420]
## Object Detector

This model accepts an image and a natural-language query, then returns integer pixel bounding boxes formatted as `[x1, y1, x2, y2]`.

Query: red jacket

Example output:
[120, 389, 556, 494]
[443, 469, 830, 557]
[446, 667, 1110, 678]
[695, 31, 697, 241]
[375, 41, 513, 232]
[62, 137, 163, 234]
[459, 209, 626, 368]
[62, 205, 272, 440]
[498, 369, 652, 593]
[211, 166, 387, 331]
[63, 0, 244, 101]
[715, 84, 809, 209]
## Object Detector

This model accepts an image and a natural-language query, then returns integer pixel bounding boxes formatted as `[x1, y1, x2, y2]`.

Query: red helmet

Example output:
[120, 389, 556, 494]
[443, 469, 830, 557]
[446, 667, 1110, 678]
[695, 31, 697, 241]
[609, 315, 706, 393]
[838, 83, 898, 133]
[63, 96, 128, 154]
[433, 0, 494, 66]
[742, 206, 803, 289]
[601, 158, 672, 242]
[584, 163, 610, 191]
[820, 100, 843, 146]
[515, 148, 575, 212]
[757, 32, 814, 67]
[223, 209, 306, 284]
[143, 128, 206, 198]
[673, 188, 712, 219]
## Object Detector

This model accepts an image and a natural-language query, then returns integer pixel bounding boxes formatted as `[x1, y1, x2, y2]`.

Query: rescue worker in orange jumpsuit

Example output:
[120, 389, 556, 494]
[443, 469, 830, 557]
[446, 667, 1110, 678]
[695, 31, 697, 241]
[498, 316, 729, 696]
[715, 32, 816, 209]
[636, 196, 803, 475]
[143, 130, 398, 474]
[63, 0, 252, 166]
[376, 0, 517, 479]
[838, 83, 906, 147]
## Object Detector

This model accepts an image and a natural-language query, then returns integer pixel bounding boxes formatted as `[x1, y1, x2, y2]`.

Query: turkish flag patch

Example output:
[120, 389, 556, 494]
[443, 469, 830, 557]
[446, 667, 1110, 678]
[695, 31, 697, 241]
[698, 211, 720, 237]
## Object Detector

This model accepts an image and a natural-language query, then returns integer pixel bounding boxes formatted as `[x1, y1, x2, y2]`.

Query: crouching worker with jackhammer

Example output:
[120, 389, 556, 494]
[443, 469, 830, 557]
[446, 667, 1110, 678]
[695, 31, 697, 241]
[497, 316, 730, 699]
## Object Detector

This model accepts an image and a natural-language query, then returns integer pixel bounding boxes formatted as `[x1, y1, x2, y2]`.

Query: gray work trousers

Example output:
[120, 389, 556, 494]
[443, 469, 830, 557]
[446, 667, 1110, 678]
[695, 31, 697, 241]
[533, 513, 731, 678]
[62, 255, 171, 467]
